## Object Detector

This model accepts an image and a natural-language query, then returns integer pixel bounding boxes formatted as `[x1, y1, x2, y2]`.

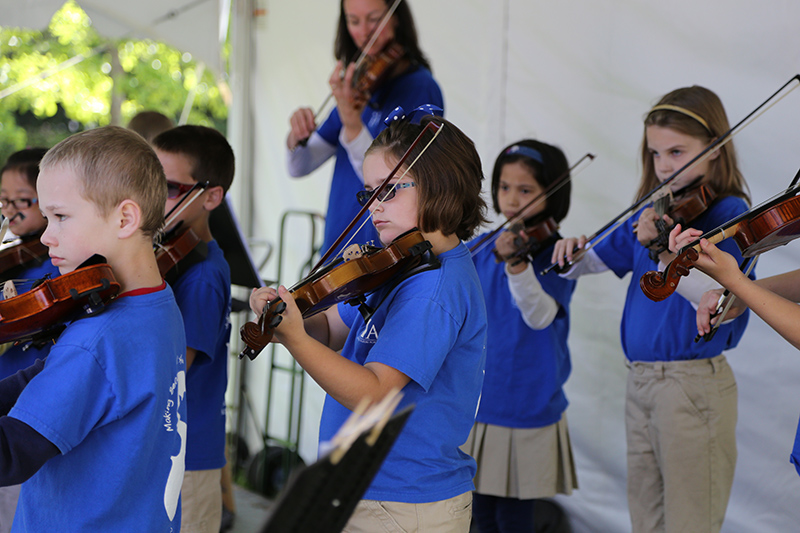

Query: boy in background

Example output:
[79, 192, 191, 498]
[153, 125, 233, 533]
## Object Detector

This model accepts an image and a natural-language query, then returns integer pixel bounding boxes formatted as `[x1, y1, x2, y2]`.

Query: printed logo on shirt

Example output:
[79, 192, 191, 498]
[163, 354, 187, 522]
[357, 318, 380, 345]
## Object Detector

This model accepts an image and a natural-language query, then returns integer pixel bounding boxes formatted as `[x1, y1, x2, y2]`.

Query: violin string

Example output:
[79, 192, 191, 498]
[468, 153, 596, 258]
[335, 122, 445, 256]
[313, 0, 403, 121]
[0, 218, 8, 245]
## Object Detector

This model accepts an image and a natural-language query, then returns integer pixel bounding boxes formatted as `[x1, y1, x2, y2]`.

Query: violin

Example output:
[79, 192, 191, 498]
[640, 186, 800, 302]
[240, 229, 434, 360]
[644, 182, 717, 260]
[542, 75, 800, 276]
[0, 258, 120, 344]
[352, 41, 406, 98]
[0, 235, 49, 277]
[492, 218, 560, 264]
[155, 226, 207, 283]
[240, 119, 444, 361]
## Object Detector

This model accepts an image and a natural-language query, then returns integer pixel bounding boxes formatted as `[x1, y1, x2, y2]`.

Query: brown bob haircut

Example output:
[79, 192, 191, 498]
[366, 115, 488, 241]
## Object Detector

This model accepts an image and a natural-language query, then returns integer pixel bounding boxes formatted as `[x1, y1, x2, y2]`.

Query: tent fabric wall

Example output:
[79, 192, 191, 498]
[238, 1, 800, 531]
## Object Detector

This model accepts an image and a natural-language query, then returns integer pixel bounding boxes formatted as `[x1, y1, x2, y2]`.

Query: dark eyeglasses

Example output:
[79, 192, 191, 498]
[356, 182, 415, 207]
[0, 197, 38, 210]
[166, 180, 195, 199]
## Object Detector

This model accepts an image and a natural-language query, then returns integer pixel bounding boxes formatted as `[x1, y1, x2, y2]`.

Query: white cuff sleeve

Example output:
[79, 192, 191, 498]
[339, 125, 373, 183]
[558, 248, 609, 279]
[657, 260, 722, 309]
[507, 263, 560, 330]
[286, 132, 336, 177]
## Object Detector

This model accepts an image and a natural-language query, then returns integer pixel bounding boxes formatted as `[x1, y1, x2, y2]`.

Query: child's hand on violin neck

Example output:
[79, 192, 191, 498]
[551, 236, 586, 267]
[250, 287, 278, 316]
[668, 224, 703, 253]
[635, 207, 673, 247]
[495, 229, 529, 260]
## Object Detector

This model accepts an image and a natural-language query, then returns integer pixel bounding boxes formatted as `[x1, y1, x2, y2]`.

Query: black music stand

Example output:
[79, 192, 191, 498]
[209, 196, 264, 290]
[259, 405, 413, 533]
[209, 197, 264, 312]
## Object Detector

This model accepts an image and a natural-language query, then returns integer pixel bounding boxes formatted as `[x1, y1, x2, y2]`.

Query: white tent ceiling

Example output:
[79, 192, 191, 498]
[0, 0, 225, 70]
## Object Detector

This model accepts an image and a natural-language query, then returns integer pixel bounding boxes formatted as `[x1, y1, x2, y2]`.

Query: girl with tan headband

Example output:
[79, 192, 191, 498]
[551, 85, 752, 533]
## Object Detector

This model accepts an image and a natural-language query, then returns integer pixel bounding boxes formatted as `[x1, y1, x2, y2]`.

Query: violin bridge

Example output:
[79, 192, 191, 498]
[342, 244, 364, 262]
[3, 280, 17, 300]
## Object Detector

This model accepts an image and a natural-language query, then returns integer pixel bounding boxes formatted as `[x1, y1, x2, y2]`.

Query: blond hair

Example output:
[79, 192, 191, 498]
[40, 126, 167, 238]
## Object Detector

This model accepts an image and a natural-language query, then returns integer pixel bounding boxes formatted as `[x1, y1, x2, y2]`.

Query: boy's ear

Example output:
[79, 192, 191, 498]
[116, 199, 142, 239]
[202, 185, 225, 212]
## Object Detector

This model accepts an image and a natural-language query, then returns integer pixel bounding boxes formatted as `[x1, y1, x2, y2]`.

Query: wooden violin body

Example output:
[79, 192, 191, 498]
[353, 41, 405, 96]
[0, 261, 120, 344]
[240, 229, 433, 360]
[155, 227, 206, 281]
[646, 183, 717, 259]
[492, 218, 559, 263]
[640, 190, 800, 301]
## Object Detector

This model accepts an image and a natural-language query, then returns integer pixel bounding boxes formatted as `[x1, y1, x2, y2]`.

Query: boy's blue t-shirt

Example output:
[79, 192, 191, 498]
[8, 285, 187, 532]
[0, 258, 61, 379]
[320, 242, 486, 504]
[316, 66, 443, 256]
[470, 238, 576, 428]
[170, 240, 231, 471]
[593, 196, 752, 362]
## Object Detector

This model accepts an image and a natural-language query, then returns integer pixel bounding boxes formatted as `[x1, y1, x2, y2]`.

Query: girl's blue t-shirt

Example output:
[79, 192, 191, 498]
[316, 66, 444, 257]
[320, 242, 486, 504]
[593, 196, 752, 361]
[9, 285, 187, 532]
[170, 240, 231, 471]
[470, 238, 576, 428]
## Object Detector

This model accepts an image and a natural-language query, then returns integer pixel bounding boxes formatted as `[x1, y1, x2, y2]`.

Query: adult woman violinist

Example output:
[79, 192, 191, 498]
[286, 0, 444, 257]
[464, 140, 577, 532]
[0, 148, 59, 533]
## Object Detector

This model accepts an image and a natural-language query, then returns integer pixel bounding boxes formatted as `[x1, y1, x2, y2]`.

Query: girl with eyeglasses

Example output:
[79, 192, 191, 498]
[0, 147, 61, 533]
[251, 113, 487, 532]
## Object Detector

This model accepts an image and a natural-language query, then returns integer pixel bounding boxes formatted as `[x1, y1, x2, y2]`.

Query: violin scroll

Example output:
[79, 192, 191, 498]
[639, 246, 699, 302]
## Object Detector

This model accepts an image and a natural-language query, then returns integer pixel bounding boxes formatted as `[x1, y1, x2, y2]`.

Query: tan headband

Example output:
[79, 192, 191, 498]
[648, 104, 712, 133]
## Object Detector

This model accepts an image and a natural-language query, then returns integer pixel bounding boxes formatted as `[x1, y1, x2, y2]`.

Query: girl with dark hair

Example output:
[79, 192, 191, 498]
[286, 0, 443, 258]
[464, 140, 578, 532]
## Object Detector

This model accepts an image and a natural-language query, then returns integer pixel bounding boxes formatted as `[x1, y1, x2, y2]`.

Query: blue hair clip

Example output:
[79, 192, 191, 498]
[504, 145, 544, 165]
[384, 104, 443, 126]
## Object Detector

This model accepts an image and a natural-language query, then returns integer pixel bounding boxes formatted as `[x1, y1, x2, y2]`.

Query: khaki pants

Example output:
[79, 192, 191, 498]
[0, 484, 20, 533]
[626, 355, 737, 533]
[180, 468, 223, 533]
[343, 491, 472, 533]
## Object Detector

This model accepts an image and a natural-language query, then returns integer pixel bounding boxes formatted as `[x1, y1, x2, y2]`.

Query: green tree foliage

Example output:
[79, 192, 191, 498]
[0, 0, 228, 165]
